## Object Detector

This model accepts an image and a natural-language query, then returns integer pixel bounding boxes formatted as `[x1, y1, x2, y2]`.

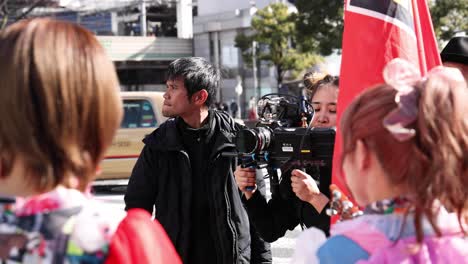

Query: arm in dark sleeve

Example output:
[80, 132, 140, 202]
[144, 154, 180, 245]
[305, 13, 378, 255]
[124, 145, 158, 214]
[301, 202, 330, 236]
[247, 169, 272, 263]
[249, 222, 272, 264]
[243, 172, 299, 242]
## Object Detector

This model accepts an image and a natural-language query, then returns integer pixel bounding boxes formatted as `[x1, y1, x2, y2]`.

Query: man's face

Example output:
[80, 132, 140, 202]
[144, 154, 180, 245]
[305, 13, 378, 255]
[162, 77, 196, 118]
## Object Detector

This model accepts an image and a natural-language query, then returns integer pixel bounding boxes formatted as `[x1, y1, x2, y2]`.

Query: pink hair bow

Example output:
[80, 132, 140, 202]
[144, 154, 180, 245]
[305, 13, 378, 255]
[382, 59, 421, 141]
[382, 58, 465, 141]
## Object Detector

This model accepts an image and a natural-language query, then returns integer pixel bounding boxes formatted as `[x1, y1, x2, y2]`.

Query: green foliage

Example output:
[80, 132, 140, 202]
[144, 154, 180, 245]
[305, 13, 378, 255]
[235, 3, 321, 85]
[430, 0, 468, 44]
[294, 0, 344, 56]
[234, 33, 255, 68]
[294, 0, 468, 52]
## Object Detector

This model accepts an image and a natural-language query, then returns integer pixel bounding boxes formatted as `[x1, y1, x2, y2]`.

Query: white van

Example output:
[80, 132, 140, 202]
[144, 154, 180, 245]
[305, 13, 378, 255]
[94, 92, 166, 187]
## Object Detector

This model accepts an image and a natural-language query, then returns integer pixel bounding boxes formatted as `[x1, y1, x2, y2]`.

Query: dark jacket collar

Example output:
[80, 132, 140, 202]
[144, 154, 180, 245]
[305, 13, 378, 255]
[143, 110, 240, 153]
[176, 109, 215, 145]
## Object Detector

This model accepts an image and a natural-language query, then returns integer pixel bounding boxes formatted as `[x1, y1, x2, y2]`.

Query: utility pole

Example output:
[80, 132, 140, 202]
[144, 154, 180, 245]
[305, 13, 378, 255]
[176, 0, 193, 38]
[252, 40, 258, 100]
[140, 0, 147, 36]
[235, 75, 243, 119]
[213, 31, 221, 103]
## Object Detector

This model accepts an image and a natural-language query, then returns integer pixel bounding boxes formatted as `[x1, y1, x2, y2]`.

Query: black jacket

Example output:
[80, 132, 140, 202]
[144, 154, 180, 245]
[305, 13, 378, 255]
[124, 110, 271, 264]
[244, 166, 331, 242]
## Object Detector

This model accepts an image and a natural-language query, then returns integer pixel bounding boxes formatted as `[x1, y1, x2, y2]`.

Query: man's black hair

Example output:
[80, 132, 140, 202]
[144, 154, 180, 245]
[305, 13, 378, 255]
[166, 57, 219, 106]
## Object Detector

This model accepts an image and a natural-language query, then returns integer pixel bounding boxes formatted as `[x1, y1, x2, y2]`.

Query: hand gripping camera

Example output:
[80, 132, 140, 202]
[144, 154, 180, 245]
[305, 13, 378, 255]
[223, 93, 336, 196]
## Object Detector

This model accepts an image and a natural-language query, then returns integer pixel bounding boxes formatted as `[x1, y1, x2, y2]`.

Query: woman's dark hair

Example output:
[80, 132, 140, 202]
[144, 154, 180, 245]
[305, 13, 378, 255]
[303, 72, 339, 100]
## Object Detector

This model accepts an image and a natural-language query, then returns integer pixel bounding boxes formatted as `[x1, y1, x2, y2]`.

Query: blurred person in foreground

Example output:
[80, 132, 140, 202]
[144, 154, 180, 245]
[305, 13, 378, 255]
[440, 36, 467, 81]
[234, 73, 339, 242]
[0, 18, 180, 263]
[124, 57, 272, 263]
[295, 58, 468, 263]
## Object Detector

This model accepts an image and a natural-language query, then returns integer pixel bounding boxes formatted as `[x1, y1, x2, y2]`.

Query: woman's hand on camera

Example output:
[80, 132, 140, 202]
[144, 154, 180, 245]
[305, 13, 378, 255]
[291, 169, 320, 199]
[234, 166, 257, 199]
[291, 169, 329, 213]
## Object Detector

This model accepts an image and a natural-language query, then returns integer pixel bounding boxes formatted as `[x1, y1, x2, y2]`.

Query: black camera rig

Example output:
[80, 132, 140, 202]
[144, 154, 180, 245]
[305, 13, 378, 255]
[223, 93, 336, 196]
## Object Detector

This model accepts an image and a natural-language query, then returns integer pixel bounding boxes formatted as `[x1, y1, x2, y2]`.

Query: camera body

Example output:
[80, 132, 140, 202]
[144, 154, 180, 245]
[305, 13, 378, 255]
[236, 126, 335, 170]
[224, 93, 336, 196]
[235, 93, 335, 168]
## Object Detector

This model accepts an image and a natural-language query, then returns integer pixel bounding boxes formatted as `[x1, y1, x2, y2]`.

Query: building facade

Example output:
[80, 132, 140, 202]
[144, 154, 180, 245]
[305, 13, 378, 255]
[194, 0, 295, 117]
[9, 0, 195, 91]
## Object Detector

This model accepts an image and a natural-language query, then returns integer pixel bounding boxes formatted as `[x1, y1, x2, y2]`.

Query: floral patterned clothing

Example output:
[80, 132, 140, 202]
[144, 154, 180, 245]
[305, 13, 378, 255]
[317, 198, 468, 263]
[0, 186, 125, 263]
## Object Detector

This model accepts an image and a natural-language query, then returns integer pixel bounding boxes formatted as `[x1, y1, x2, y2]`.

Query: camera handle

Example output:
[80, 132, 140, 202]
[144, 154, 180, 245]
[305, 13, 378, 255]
[267, 167, 280, 197]
[240, 156, 258, 191]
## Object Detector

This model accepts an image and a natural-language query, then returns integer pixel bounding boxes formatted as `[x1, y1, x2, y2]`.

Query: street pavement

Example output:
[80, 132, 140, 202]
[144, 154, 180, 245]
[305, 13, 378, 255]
[93, 177, 301, 263]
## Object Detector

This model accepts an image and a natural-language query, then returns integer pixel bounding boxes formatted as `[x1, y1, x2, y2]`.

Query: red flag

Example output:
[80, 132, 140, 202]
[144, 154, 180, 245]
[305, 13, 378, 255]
[331, 0, 441, 220]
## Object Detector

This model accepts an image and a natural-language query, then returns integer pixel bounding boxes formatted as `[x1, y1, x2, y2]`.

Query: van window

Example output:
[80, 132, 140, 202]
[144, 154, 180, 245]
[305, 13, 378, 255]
[121, 99, 157, 128]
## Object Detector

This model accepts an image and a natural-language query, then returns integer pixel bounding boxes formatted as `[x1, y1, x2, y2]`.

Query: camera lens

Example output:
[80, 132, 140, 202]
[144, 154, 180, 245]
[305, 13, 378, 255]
[256, 127, 272, 151]
[236, 127, 272, 154]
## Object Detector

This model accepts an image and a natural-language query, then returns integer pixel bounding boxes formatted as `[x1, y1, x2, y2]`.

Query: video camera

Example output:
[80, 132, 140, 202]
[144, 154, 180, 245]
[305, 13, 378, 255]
[223, 93, 336, 196]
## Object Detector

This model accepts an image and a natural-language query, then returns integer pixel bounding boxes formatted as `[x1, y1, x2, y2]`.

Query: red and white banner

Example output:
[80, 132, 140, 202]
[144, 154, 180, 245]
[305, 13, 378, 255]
[332, 0, 441, 213]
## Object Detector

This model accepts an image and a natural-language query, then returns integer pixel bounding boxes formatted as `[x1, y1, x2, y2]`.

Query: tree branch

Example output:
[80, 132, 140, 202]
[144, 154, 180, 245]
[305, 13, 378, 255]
[16, 0, 47, 21]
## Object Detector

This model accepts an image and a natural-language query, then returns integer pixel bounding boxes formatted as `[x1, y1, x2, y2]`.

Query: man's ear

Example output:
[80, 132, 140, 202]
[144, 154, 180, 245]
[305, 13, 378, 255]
[192, 89, 209, 105]
[355, 140, 371, 171]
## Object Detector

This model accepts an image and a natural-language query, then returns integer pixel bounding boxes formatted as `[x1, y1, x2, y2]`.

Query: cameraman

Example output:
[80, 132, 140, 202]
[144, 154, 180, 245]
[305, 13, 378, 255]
[234, 74, 339, 241]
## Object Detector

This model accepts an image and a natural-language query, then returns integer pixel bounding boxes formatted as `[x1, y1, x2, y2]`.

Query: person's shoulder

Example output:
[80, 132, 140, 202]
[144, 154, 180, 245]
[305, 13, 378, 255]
[74, 198, 126, 231]
[142, 117, 177, 147]
[74, 199, 127, 235]
[148, 118, 177, 137]
[317, 235, 369, 264]
[212, 109, 242, 132]
[66, 197, 126, 253]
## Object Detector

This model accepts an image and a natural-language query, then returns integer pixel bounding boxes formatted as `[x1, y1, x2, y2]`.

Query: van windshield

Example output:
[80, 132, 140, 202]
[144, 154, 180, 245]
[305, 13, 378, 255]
[121, 99, 157, 128]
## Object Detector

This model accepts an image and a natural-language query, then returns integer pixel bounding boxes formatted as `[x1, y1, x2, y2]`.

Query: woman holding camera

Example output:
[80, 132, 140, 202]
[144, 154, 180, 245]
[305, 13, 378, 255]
[234, 73, 338, 241]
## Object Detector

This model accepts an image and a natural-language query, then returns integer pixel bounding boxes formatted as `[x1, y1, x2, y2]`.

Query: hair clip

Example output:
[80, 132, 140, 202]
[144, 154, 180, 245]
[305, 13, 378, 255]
[382, 59, 465, 142]
[382, 59, 421, 141]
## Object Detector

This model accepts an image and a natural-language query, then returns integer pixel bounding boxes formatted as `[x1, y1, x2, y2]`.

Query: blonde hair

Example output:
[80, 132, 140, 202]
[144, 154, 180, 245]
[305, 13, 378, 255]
[0, 18, 122, 192]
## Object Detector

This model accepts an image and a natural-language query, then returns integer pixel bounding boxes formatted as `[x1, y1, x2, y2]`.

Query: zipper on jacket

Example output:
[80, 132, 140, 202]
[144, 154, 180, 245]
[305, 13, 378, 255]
[179, 149, 192, 262]
[212, 151, 239, 263]
[185, 147, 230, 263]
[204, 156, 225, 263]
